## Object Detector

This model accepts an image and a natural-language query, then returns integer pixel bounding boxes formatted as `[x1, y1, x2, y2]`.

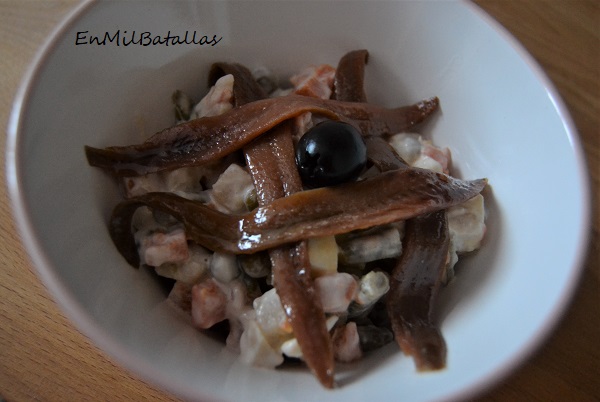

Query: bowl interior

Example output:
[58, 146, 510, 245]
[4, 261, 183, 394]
[9, 1, 589, 401]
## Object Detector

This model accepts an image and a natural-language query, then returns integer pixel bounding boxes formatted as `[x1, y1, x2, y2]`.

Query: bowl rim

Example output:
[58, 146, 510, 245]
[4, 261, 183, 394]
[5, 0, 195, 398]
[445, 4, 592, 400]
[5, 1, 592, 401]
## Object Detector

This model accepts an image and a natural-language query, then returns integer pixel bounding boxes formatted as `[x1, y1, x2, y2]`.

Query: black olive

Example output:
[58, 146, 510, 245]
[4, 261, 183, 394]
[296, 121, 367, 188]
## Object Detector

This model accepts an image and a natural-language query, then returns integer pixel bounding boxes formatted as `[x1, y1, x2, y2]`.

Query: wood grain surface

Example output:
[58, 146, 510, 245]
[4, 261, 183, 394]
[1, 1, 598, 401]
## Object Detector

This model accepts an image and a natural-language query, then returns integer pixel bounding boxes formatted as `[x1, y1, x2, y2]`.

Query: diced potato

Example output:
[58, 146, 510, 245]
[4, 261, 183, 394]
[281, 316, 339, 360]
[210, 164, 256, 213]
[155, 245, 211, 284]
[388, 133, 421, 164]
[315, 273, 358, 313]
[308, 236, 339, 277]
[163, 167, 205, 194]
[349, 271, 390, 318]
[447, 194, 486, 253]
[123, 174, 164, 198]
[123, 166, 206, 199]
[190, 74, 234, 119]
[239, 320, 285, 369]
[338, 227, 401, 265]
[388, 132, 451, 173]
[412, 154, 444, 173]
[354, 271, 390, 306]
[253, 289, 293, 346]
[280, 337, 303, 359]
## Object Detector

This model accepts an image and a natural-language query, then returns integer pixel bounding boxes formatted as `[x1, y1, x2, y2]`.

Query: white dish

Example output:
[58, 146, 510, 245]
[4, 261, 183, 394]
[7, 1, 590, 401]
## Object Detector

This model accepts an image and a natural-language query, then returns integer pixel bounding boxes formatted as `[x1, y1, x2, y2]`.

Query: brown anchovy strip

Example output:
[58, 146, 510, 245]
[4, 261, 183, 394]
[109, 168, 486, 264]
[211, 64, 335, 387]
[238, 169, 484, 251]
[386, 210, 450, 371]
[84, 95, 439, 177]
[332, 49, 369, 102]
[268, 245, 334, 386]
[246, 127, 335, 388]
[365, 136, 449, 371]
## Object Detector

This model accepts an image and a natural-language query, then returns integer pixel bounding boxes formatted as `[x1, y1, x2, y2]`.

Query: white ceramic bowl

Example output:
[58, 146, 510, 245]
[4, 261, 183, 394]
[7, 1, 590, 401]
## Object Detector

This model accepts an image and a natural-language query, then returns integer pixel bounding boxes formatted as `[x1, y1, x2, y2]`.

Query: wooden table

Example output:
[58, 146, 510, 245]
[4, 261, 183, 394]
[1, 1, 598, 401]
